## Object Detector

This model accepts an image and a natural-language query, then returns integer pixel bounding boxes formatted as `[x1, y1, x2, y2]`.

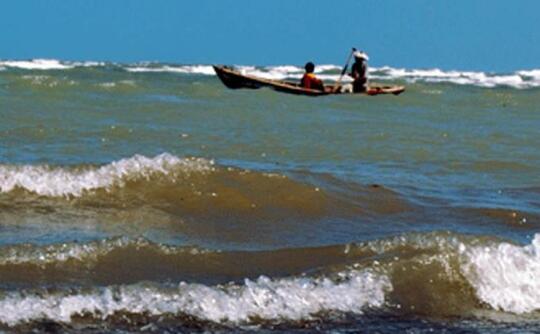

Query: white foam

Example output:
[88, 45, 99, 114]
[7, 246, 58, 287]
[0, 270, 390, 326]
[246, 66, 342, 82]
[239, 64, 340, 81]
[20, 75, 70, 87]
[238, 67, 287, 80]
[263, 65, 303, 74]
[461, 234, 540, 314]
[68, 61, 106, 67]
[99, 82, 117, 88]
[0, 59, 74, 70]
[230, 65, 540, 88]
[97, 80, 136, 88]
[316, 64, 342, 72]
[373, 66, 540, 89]
[0, 153, 214, 197]
[0, 238, 128, 266]
[2, 59, 538, 89]
[0, 237, 210, 266]
[518, 69, 540, 80]
[125, 65, 215, 75]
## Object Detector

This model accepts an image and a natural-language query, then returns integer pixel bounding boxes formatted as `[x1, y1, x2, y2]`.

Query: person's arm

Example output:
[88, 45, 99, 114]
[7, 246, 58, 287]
[314, 77, 324, 90]
[361, 63, 367, 79]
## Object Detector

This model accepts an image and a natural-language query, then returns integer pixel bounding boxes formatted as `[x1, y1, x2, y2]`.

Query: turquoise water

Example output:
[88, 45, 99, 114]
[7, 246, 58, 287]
[0, 61, 539, 332]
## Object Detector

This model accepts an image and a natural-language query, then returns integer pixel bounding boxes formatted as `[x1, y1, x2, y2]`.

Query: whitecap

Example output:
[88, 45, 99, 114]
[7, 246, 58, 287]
[461, 234, 540, 314]
[0, 237, 210, 266]
[0, 59, 74, 70]
[125, 65, 215, 75]
[371, 66, 540, 89]
[0, 270, 390, 326]
[0, 153, 214, 197]
[98, 80, 136, 88]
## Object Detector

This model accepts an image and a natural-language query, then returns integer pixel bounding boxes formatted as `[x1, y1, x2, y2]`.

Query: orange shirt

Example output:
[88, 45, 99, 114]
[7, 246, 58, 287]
[301, 73, 324, 90]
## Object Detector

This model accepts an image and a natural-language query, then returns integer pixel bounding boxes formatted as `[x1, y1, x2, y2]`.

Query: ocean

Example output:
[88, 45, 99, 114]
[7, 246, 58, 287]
[0, 59, 539, 333]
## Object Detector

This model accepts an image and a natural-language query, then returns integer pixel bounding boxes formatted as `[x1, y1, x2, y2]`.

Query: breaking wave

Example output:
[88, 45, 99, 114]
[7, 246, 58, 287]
[0, 59, 104, 70]
[461, 234, 540, 314]
[0, 232, 539, 327]
[0, 153, 214, 197]
[0, 270, 390, 326]
[125, 64, 216, 75]
[0, 153, 349, 227]
[1, 59, 539, 89]
[0, 59, 75, 70]
[371, 67, 540, 89]
[123, 63, 540, 89]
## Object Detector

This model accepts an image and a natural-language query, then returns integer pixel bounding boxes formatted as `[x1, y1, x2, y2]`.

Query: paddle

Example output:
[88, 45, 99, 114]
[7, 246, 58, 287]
[333, 47, 356, 92]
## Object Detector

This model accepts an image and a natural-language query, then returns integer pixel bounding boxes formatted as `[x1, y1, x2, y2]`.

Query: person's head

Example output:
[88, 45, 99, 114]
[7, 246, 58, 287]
[304, 62, 315, 73]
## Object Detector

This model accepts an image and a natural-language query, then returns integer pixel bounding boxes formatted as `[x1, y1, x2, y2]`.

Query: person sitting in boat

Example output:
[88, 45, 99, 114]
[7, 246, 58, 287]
[350, 51, 369, 93]
[300, 62, 324, 91]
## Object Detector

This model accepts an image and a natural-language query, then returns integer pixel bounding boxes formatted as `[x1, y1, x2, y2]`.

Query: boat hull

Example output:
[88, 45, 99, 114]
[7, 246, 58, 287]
[213, 65, 404, 97]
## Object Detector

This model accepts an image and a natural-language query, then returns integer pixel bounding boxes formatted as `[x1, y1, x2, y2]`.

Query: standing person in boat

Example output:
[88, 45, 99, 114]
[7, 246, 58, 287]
[350, 51, 369, 93]
[300, 62, 325, 91]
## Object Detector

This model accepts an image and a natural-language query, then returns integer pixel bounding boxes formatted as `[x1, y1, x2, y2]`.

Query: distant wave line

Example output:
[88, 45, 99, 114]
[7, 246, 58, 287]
[1, 59, 540, 89]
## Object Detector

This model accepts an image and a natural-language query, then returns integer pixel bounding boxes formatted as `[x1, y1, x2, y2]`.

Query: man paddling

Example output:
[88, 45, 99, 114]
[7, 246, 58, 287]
[300, 62, 325, 91]
[350, 51, 369, 93]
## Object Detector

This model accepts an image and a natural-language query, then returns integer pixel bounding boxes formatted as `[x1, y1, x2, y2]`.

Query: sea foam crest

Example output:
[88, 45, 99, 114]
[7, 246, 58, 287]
[0, 59, 74, 70]
[3, 59, 539, 89]
[0, 153, 214, 197]
[234, 65, 540, 88]
[0, 59, 107, 70]
[125, 64, 216, 75]
[232, 65, 540, 89]
[0, 270, 391, 326]
[461, 233, 540, 314]
[372, 66, 540, 89]
[517, 69, 540, 80]
[0, 237, 210, 266]
[123, 64, 343, 81]
[237, 64, 342, 81]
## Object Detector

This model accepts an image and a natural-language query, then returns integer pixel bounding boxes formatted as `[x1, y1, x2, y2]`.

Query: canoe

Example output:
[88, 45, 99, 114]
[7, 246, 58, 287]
[213, 65, 405, 97]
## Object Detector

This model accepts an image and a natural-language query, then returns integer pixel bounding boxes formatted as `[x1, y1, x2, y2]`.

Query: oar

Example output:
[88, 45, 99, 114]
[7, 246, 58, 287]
[333, 47, 356, 92]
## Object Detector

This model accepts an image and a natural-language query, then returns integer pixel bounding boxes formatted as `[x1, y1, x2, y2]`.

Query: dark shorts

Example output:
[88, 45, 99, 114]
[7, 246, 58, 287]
[353, 80, 367, 93]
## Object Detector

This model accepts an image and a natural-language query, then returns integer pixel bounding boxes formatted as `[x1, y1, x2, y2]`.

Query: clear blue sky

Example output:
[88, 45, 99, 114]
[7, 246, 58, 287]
[1, 0, 538, 71]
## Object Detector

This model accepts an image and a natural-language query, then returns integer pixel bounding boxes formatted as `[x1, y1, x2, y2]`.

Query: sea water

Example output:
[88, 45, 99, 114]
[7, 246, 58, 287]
[0, 59, 539, 333]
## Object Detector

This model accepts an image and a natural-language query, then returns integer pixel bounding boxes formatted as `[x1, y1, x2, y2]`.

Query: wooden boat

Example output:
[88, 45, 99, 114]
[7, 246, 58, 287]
[213, 65, 405, 97]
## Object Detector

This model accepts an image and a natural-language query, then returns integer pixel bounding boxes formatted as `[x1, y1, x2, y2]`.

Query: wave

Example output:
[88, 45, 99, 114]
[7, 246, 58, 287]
[2, 59, 539, 89]
[97, 80, 137, 89]
[0, 59, 105, 70]
[0, 236, 205, 266]
[0, 59, 75, 70]
[371, 67, 540, 89]
[0, 153, 214, 197]
[0, 232, 539, 327]
[234, 65, 540, 89]
[125, 64, 216, 75]
[0, 270, 389, 327]
[17, 74, 79, 88]
[0, 153, 359, 228]
[122, 64, 540, 89]
[461, 234, 540, 314]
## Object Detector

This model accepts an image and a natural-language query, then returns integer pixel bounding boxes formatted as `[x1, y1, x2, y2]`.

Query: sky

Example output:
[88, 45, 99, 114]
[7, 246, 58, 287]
[0, 0, 538, 71]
